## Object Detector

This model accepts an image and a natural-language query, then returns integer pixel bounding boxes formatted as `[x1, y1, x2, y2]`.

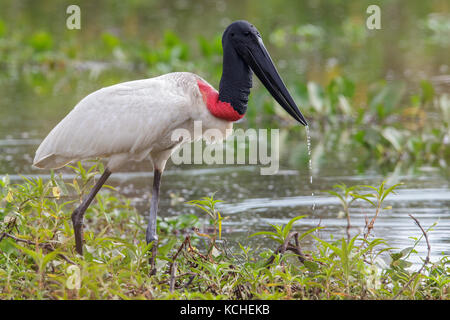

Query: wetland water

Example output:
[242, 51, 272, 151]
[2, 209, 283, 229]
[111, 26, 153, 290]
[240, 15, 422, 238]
[1, 133, 449, 263]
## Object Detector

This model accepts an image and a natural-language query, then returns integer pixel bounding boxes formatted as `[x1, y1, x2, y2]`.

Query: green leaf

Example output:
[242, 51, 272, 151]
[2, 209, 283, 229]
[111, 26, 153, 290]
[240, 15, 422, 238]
[249, 231, 281, 239]
[326, 190, 344, 203]
[0, 19, 5, 37]
[282, 215, 306, 239]
[312, 235, 342, 256]
[350, 193, 376, 207]
[381, 183, 403, 202]
[420, 80, 434, 103]
[382, 128, 404, 152]
[400, 246, 415, 258]
[41, 249, 61, 270]
[390, 252, 403, 261]
[297, 226, 323, 242]
[11, 242, 40, 264]
[303, 260, 319, 272]
[30, 31, 53, 52]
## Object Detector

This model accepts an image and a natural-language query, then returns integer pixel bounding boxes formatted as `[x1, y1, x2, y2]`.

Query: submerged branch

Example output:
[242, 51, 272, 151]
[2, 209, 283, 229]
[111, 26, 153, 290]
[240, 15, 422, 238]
[393, 214, 431, 299]
[1, 232, 76, 265]
[265, 231, 307, 267]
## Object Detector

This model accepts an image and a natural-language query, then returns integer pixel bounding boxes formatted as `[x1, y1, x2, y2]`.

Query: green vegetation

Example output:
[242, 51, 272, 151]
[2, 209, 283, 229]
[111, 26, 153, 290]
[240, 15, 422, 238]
[0, 1, 448, 300]
[1, 164, 448, 299]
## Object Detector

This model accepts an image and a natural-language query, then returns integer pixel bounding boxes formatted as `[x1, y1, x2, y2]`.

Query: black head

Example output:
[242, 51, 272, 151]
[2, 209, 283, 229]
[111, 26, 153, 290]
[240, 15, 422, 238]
[222, 20, 307, 126]
[222, 21, 261, 52]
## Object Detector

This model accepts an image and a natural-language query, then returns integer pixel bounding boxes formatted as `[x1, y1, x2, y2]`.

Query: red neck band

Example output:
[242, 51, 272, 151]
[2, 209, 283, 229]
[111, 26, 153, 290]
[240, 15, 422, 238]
[197, 79, 244, 122]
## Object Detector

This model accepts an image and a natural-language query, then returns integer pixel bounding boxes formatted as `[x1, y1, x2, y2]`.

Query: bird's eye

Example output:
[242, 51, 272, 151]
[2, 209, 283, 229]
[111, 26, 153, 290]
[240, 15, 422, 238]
[244, 31, 250, 36]
[231, 33, 235, 37]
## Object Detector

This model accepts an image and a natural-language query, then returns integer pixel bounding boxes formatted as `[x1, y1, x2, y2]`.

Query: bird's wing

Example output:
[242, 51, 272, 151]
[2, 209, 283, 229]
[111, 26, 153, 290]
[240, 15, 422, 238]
[33, 73, 198, 169]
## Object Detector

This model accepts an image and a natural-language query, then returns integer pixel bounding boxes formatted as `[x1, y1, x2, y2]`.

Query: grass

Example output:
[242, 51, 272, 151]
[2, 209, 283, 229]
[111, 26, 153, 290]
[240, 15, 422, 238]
[0, 163, 448, 300]
[0, 1, 449, 300]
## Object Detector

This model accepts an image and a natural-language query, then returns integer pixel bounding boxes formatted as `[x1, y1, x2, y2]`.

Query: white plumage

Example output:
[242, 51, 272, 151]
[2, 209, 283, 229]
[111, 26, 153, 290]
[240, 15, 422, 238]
[33, 72, 232, 172]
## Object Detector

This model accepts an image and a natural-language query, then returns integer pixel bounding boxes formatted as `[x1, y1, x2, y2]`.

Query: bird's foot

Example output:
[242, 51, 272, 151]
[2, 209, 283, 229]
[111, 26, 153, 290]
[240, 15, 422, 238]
[149, 248, 157, 276]
[146, 236, 158, 276]
[73, 225, 84, 255]
[71, 208, 85, 255]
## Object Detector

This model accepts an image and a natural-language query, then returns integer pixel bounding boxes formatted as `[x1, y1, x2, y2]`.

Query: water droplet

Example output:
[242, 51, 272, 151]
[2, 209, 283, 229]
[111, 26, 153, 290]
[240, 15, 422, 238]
[305, 125, 316, 212]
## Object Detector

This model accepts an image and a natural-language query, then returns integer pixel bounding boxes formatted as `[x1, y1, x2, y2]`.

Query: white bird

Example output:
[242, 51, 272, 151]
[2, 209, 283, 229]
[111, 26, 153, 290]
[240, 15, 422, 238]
[33, 20, 307, 270]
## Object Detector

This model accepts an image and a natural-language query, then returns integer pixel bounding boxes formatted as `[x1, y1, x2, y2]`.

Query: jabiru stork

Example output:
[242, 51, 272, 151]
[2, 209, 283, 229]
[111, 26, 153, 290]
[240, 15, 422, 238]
[33, 20, 308, 269]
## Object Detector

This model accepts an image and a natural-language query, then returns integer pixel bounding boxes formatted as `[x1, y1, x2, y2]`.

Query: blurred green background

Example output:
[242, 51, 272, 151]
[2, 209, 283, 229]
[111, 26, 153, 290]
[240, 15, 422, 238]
[0, 0, 449, 174]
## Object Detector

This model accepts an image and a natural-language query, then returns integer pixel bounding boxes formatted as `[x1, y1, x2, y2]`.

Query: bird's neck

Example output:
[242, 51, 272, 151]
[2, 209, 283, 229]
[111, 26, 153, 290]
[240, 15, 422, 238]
[219, 47, 252, 116]
[197, 47, 252, 122]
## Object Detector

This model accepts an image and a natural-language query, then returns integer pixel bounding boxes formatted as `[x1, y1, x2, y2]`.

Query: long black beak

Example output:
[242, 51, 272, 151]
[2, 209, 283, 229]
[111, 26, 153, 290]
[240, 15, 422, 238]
[244, 38, 308, 126]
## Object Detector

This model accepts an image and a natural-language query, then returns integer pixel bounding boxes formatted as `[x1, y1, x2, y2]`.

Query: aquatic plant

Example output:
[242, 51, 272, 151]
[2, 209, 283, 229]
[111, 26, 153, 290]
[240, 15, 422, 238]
[0, 164, 448, 299]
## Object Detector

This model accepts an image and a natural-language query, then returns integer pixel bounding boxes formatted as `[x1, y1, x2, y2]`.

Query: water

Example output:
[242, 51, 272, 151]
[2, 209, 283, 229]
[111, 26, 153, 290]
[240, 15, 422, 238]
[305, 125, 316, 212]
[2, 149, 449, 264]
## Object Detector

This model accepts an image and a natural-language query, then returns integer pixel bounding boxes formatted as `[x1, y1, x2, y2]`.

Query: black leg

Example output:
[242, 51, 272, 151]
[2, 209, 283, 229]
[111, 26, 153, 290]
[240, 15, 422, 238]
[146, 169, 162, 274]
[71, 168, 111, 255]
